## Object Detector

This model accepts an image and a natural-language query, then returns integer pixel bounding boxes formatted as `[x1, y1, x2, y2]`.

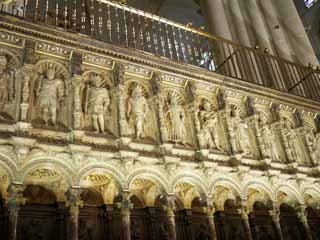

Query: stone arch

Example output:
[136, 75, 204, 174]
[0, 151, 16, 182]
[77, 163, 125, 187]
[171, 174, 209, 209]
[275, 184, 304, 206]
[209, 176, 242, 197]
[77, 163, 125, 204]
[210, 178, 242, 211]
[0, 48, 22, 69]
[127, 167, 170, 192]
[170, 173, 209, 195]
[19, 157, 74, 186]
[303, 187, 320, 208]
[243, 182, 274, 212]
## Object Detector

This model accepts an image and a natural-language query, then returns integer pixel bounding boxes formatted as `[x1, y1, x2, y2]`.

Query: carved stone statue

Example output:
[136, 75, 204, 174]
[35, 69, 65, 125]
[283, 120, 306, 164]
[0, 55, 15, 111]
[84, 74, 110, 133]
[198, 101, 223, 150]
[127, 85, 149, 139]
[166, 94, 187, 145]
[261, 125, 281, 161]
[259, 115, 281, 161]
[309, 133, 320, 164]
[232, 108, 252, 156]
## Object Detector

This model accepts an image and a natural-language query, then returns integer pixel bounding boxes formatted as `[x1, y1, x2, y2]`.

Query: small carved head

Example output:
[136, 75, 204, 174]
[132, 85, 143, 98]
[91, 73, 103, 87]
[203, 100, 212, 111]
[46, 69, 56, 80]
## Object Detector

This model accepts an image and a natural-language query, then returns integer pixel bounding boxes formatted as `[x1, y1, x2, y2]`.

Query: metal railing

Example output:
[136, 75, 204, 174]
[1, 0, 320, 101]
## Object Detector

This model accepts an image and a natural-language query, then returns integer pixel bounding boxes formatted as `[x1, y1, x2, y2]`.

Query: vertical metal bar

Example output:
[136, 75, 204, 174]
[165, 23, 173, 60]
[34, 0, 39, 21]
[107, 2, 112, 43]
[122, 4, 128, 47]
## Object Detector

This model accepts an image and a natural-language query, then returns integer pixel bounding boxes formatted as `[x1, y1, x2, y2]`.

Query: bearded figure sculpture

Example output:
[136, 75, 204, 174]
[127, 84, 149, 139]
[35, 68, 65, 125]
[84, 73, 110, 134]
[0, 55, 15, 112]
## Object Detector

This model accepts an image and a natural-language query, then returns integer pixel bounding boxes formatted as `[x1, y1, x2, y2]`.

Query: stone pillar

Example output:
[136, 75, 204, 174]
[206, 198, 217, 240]
[240, 203, 253, 240]
[296, 205, 313, 240]
[72, 75, 83, 130]
[120, 190, 131, 240]
[7, 184, 26, 240]
[246, 0, 274, 52]
[66, 188, 83, 240]
[20, 64, 33, 122]
[166, 194, 177, 240]
[274, 0, 318, 65]
[228, 0, 251, 47]
[269, 205, 284, 240]
[199, 0, 233, 40]
[259, 0, 294, 62]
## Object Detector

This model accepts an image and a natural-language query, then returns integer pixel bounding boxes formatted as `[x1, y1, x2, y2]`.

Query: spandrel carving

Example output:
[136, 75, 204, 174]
[83, 72, 111, 134]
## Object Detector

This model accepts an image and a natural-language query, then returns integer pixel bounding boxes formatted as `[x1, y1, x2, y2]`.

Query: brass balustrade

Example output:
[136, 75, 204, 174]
[1, 0, 320, 101]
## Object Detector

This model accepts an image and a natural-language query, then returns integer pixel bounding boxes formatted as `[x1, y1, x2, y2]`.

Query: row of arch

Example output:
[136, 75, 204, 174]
[1, 155, 320, 210]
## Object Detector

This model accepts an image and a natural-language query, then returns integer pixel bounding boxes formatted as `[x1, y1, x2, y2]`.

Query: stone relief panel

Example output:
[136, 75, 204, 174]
[162, 89, 195, 147]
[226, 102, 260, 159]
[254, 107, 286, 163]
[81, 70, 117, 136]
[124, 79, 158, 142]
[194, 94, 229, 153]
[0, 48, 22, 122]
[31, 59, 72, 129]
[279, 107, 311, 166]
[300, 111, 320, 166]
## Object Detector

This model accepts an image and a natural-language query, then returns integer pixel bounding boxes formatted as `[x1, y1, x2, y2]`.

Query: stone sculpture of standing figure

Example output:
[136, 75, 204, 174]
[35, 69, 64, 125]
[198, 101, 222, 150]
[233, 109, 252, 156]
[166, 94, 187, 145]
[85, 74, 110, 133]
[127, 85, 149, 139]
[0, 55, 15, 110]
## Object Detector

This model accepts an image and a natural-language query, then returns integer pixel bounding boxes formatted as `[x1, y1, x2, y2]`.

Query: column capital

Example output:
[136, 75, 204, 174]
[7, 183, 26, 210]
[65, 187, 83, 217]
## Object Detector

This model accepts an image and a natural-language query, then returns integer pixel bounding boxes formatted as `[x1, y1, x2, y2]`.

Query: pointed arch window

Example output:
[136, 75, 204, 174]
[304, 0, 318, 8]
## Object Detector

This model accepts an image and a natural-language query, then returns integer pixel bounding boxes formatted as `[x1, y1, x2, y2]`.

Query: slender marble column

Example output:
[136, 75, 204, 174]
[199, 0, 233, 41]
[274, 0, 318, 65]
[205, 199, 217, 240]
[228, 0, 251, 47]
[240, 208, 253, 240]
[296, 205, 313, 240]
[7, 184, 25, 240]
[269, 205, 284, 240]
[259, 0, 294, 62]
[121, 190, 131, 240]
[166, 195, 177, 240]
[66, 188, 83, 240]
